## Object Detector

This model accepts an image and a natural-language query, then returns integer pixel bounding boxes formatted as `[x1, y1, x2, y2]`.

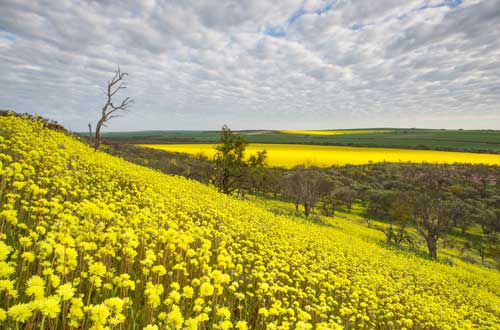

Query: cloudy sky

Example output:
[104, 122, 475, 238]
[1, 0, 499, 131]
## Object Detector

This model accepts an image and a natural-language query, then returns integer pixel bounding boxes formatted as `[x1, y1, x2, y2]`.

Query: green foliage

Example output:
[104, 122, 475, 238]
[212, 125, 267, 194]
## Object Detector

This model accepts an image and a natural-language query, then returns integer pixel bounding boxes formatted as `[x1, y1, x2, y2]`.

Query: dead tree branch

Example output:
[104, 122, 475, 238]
[94, 67, 134, 149]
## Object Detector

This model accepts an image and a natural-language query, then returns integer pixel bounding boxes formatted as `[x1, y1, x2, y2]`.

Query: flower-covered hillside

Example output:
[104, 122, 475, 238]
[1, 115, 500, 329]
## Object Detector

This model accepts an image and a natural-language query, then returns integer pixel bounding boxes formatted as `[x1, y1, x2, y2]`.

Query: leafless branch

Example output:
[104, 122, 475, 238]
[94, 66, 133, 150]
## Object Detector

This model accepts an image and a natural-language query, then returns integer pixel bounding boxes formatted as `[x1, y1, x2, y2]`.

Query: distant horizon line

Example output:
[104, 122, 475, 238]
[92, 127, 500, 134]
[3, 109, 500, 133]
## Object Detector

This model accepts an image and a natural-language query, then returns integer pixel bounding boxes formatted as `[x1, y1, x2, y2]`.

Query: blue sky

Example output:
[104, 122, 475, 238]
[0, 0, 499, 131]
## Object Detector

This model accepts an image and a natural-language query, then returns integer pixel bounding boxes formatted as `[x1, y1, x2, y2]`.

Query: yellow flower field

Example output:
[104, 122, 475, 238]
[1, 115, 500, 329]
[138, 143, 500, 167]
[279, 130, 393, 135]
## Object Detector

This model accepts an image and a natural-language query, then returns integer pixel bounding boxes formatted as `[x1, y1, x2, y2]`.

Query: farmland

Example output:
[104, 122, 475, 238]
[104, 128, 500, 154]
[2, 115, 500, 329]
[278, 129, 394, 135]
[138, 143, 500, 167]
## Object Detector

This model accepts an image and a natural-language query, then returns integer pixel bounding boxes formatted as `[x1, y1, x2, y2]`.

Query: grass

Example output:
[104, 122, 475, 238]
[138, 143, 500, 167]
[249, 196, 498, 268]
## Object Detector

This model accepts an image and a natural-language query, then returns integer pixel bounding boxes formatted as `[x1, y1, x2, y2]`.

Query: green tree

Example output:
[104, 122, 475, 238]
[385, 193, 414, 247]
[212, 125, 266, 194]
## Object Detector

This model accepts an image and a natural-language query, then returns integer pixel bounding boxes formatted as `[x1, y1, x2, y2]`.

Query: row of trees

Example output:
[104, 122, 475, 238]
[357, 165, 500, 261]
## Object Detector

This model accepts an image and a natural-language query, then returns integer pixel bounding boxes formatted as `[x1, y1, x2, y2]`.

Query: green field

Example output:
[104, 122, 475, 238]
[103, 128, 500, 153]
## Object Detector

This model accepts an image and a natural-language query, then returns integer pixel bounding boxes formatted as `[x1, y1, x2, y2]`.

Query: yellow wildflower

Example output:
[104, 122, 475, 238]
[167, 305, 184, 329]
[68, 297, 84, 328]
[182, 285, 194, 299]
[235, 321, 248, 330]
[90, 304, 110, 329]
[0, 241, 11, 261]
[26, 275, 45, 299]
[199, 282, 214, 297]
[217, 307, 231, 320]
[21, 251, 35, 263]
[39, 296, 61, 318]
[8, 303, 33, 322]
[57, 282, 75, 300]
[143, 325, 159, 330]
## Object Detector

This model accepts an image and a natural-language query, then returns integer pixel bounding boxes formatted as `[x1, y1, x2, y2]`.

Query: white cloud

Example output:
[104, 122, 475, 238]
[0, 0, 499, 131]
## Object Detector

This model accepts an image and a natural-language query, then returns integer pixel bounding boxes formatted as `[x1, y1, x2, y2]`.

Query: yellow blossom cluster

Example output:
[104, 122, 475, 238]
[1, 115, 500, 329]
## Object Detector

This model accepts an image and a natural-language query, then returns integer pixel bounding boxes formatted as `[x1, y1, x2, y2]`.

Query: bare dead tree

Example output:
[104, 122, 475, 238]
[94, 67, 134, 149]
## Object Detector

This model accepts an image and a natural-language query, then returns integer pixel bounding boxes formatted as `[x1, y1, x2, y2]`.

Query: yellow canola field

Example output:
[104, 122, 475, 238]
[279, 129, 393, 135]
[2, 115, 500, 330]
[138, 143, 500, 167]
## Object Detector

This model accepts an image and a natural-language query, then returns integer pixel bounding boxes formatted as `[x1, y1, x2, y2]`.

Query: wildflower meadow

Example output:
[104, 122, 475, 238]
[1, 115, 500, 329]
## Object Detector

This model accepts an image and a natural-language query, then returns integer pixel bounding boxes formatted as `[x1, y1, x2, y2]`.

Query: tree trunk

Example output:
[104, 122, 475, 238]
[94, 125, 101, 150]
[94, 117, 105, 150]
[220, 169, 229, 194]
[479, 248, 485, 264]
[425, 235, 438, 259]
[304, 202, 310, 217]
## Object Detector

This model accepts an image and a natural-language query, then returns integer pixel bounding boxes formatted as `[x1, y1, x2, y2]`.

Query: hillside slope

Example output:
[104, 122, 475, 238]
[1, 115, 500, 329]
